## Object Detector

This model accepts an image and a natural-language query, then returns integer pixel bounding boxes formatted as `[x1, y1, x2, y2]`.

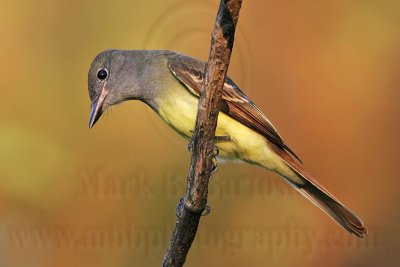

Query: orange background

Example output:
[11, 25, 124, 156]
[0, 0, 398, 266]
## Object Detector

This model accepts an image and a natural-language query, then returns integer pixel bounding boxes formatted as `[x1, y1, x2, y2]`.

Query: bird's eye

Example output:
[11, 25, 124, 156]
[97, 69, 108, 80]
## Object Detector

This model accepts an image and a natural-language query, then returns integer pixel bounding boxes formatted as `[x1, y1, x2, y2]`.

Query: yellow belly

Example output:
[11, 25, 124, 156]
[156, 87, 291, 175]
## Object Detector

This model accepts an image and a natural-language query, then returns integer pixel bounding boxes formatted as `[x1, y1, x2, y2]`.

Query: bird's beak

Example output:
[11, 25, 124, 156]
[89, 85, 109, 128]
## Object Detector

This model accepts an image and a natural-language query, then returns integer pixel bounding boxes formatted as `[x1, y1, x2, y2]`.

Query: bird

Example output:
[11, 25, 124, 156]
[87, 49, 367, 238]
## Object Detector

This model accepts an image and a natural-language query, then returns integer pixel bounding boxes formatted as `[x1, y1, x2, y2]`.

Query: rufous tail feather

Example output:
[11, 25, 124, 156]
[279, 150, 367, 238]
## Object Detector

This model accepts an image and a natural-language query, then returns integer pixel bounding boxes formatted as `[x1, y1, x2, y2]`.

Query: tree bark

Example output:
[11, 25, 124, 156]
[162, 1, 243, 266]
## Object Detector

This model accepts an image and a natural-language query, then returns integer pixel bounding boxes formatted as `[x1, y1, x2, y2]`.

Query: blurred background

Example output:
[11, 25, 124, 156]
[0, 0, 399, 266]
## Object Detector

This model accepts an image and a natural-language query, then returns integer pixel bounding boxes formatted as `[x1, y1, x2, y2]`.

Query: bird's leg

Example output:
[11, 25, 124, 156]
[189, 130, 231, 145]
[214, 135, 231, 143]
[188, 132, 230, 153]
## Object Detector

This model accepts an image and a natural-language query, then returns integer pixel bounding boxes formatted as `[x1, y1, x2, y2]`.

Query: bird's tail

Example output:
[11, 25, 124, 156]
[277, 150, 367, 238]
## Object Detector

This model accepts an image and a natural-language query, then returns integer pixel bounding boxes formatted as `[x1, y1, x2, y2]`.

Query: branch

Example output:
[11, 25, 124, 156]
[162, 1, 243, 266]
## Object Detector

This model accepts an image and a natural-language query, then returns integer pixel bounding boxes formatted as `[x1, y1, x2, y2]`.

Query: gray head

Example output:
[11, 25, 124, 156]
[87, 49, 144, 128]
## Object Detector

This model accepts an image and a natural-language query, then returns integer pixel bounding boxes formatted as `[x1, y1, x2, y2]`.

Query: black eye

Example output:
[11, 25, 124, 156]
[97, 69, 108, 80]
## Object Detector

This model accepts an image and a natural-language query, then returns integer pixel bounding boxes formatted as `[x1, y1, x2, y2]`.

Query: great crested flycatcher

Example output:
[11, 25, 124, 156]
[87, 49, 367, 237]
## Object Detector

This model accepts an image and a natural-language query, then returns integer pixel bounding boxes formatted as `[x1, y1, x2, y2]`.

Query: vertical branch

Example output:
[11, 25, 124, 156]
[162, 1, 243, 266]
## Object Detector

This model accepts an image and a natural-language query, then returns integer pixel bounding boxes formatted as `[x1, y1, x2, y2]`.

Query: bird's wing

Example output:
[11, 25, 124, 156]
[167, 54, 301, 162]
